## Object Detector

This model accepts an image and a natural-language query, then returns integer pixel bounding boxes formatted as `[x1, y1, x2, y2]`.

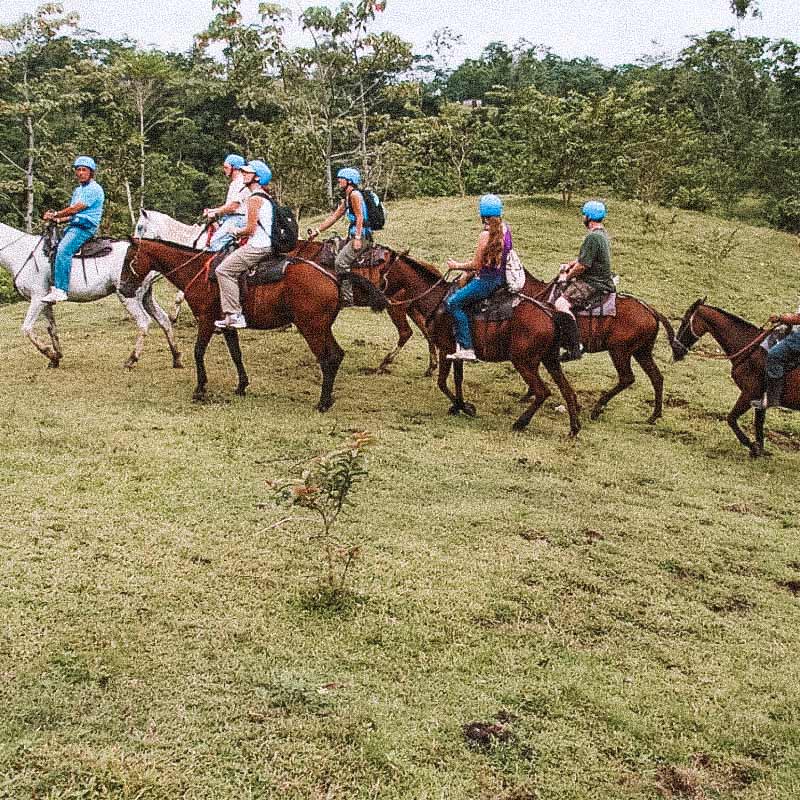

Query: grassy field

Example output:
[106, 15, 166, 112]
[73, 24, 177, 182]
[1, 196, 799, 800]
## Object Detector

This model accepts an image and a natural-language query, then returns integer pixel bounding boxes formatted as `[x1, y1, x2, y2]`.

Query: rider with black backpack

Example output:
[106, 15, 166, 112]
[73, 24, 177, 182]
[309, 167, 384, 306]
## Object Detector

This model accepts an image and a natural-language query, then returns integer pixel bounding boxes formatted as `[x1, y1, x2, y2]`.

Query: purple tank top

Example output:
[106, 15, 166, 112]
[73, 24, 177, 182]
[478, 224, 513, 279]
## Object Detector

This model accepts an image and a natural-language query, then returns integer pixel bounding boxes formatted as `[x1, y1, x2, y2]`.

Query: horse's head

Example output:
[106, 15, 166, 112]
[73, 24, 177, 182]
[119, 238, 146, 298]
[133, 209, 152, 240]
[673, 297, 708, 361]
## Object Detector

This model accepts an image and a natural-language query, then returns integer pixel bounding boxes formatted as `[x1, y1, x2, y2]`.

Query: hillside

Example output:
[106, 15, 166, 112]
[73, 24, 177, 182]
[1, 196, 799, 800]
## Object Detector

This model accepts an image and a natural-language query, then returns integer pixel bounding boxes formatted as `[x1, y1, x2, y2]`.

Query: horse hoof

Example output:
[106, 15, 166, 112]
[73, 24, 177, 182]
[47, 360, 60, 370]
[749, 445, 763, 458]
[235, 387, 247, 397]
[316, 399, 334, 412]
[569, 426, 581, 438]
[590, 407, 603, 421]
[462, 403, 477, 417]
[192, 389, 206, 401]
[646, 414, 660, 425]
[448, 404, 461, 416]
[173, 357, 184, 369]
[511, 419, 528, 432]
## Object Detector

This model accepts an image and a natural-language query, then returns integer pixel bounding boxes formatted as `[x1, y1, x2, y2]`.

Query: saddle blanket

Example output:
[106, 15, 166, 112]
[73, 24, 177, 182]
[547, 284, 617, 317]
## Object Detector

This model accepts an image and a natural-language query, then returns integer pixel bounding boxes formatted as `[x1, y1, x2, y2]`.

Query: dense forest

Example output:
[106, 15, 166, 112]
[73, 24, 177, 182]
[1, 0, 799, 236]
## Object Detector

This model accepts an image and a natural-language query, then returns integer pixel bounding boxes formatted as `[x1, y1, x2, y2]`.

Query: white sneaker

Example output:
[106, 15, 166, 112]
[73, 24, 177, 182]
[41, 288, 68, 303]
[447, 345, 477, 362]
[214, 313, 247, 330]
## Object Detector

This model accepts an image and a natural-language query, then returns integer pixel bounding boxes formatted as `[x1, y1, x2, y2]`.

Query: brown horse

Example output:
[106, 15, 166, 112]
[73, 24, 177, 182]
[121, 238, 387, 410]
[293, 238, 437, 375]
[378, 252, 581, 434]
[517, 272, 676, 423]
[672, 299, 797, 457]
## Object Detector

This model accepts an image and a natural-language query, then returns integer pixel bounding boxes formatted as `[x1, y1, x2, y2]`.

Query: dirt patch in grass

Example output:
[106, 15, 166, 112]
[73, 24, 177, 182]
[777, 579, 800, 596]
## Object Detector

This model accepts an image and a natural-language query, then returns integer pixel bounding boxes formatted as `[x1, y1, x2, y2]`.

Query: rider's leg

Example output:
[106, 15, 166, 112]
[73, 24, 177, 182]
[216, 244, 271, 327]
[554, 295, 583, 362]
[334, 240, 360, 306]
[207, 215, 244, 252]
[445, 276, 499, 359]
[52, 225, 93, 292]
[757, 329, 800, 408]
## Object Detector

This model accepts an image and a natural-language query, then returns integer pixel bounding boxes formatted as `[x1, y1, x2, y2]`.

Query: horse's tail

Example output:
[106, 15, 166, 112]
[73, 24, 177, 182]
[350, 273, 389, 312]
[625, 295, 677, 352]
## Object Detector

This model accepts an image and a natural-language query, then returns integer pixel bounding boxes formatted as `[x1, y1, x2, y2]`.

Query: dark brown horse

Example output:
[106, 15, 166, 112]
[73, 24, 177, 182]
[293, 238, 437, 375]
[672, 299, 797, 457]
[378, 252, 581, 434]
[517, 273, 676, 423]
[121, 238, 387, 410]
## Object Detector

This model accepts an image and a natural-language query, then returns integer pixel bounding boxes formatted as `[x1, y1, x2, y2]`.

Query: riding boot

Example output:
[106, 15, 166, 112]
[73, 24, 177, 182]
[751, 375, 784, 409]
[339, 272, 354, 307]
[558, 313, 584, 362]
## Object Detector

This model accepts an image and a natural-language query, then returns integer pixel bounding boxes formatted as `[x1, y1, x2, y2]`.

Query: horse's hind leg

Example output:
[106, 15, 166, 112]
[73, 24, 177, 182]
[511, 361, 551, 431]
[543, 354, 581, 437]
[142, 286, 183, 368]
[377, 304, 414, 374]
[591, 347, 635, 420]
[317, 332, 345, 412]
[41, 304, 63, 366]
[169, 290, 185, 324]
[221, 329, 249, 396]
[193, 321, 214, 400]
[21, 299, 60, 367]
[633, 346, 664, 424]
[727, 393, 761, 456]
[119, 295, 151, 369]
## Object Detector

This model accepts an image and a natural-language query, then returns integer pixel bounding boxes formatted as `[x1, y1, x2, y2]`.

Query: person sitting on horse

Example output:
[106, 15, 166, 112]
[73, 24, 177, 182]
[40, 156, 105, 303]
[309, 167, 370, 306]
[751, 307, 800, 409]
[444, 193, 512, 362]
[204, 153, 248, 252]
[554, 200, 616, 362]
[214, 159, 274, 330]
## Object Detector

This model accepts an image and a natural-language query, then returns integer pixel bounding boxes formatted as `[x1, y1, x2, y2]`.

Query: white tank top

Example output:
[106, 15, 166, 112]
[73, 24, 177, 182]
[225, 175, 247, 215]
[248, 195, 274, 249]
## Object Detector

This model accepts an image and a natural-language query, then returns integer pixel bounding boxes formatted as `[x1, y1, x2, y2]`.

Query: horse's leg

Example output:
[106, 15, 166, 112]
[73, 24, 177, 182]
[408, 306, 437, 377]
[753, 406, 767, 457]
[377, 304, 414, 374]
[193, 319, 215, 400]
[20, 299, 60, 367]
[542, 354, 581, 437]
[142, 285, 184, 368]
[41, 303, 63, 366]
[221, 328, 249, 396]
[452, 360, 476, 417]
[590, 346, 636, 420]
[632, 346, 664, 424]
[511, 360, 551, 431]
[117, 295, 152, 369]
[727, 392, 760, 456]
[436, 354, 460, 413]
[317, 333, 345, 412]
[169, 290, 185, 324]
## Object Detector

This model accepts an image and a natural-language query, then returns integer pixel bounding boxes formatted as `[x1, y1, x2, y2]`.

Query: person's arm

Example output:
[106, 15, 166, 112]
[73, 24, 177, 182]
[44, 201, 88, 222]
[235, 196, 264, 238]
[565, 236, 596, 280]
[770, 312, 800, 326]
[309, 202, 346, 239]
[446, 231, 489, 272]
[350, 192, 365, 250]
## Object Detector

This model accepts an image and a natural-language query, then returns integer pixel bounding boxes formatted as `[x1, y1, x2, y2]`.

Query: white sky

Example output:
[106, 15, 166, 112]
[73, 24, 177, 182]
[2, 0, 799, 66]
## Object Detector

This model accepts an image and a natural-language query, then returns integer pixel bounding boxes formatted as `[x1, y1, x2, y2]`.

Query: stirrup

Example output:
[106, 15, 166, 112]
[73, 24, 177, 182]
[560, 345, 584, 362]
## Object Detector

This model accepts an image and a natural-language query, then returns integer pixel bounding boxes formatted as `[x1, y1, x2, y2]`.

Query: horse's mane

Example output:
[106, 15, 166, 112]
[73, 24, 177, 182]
[707, 304, 760, 333]
[135, 238, 201, 255]
[393, 250, 443, 282]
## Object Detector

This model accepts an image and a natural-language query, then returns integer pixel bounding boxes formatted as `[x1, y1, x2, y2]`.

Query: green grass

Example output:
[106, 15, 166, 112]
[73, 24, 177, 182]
[1, 195, 800, 799]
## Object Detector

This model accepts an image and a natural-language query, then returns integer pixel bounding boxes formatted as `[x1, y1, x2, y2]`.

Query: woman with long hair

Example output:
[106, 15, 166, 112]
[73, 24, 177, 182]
[444, 194, 512, 361]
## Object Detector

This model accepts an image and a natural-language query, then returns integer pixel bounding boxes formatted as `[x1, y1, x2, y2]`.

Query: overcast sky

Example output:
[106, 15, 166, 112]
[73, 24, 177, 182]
[3, 0, 800, 66]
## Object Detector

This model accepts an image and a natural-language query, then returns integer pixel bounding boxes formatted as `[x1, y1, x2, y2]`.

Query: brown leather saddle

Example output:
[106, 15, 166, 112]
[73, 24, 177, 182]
[547, 283, 617, 316]
[442, 284, 520, 323]
[319, 236, 390, 270]
[76, 238, 114, 259]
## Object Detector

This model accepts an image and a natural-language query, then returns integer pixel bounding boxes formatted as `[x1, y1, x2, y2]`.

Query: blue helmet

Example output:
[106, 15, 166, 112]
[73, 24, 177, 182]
[241, 159, 272, 186]
[581, 200, 606, 221]
[478, 194, 503, 218]
[73, 156, 97, 172]
[224, 153, 246, 169]
[337, 167, 361, 185]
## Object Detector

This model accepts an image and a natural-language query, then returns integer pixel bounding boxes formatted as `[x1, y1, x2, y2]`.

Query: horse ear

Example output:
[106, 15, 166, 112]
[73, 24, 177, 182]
[701, 295, 707, 305]
[141, 209, 149, 219]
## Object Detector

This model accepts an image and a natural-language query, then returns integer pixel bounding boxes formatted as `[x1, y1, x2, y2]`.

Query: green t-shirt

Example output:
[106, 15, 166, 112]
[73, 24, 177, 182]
[577, 228, 615, 293]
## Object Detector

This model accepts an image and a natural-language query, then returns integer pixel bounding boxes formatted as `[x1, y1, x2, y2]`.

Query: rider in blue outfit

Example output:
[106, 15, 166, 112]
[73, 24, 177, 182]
[444, 194, 512, 361]
[41, 156, 105, 303]
[752, 308, 800, 409]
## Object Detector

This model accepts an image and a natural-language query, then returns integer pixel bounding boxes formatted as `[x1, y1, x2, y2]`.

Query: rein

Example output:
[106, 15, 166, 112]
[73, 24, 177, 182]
[128, 242, 210, 289]
[678, 306, 776, 362]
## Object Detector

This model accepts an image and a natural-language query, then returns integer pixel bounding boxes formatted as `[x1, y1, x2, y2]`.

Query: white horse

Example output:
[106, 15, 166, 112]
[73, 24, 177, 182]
[0, 220, 182, 369]
[134, 209, 211, 323]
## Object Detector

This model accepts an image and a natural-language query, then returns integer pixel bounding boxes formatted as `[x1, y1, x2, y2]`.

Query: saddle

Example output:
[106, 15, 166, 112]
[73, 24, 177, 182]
[319, 236, 388, 270]
[443, 284, 522, 323]
[76, 238, 114, 259]
[207, 246, 292, 287]
[547, 283, 617, 317]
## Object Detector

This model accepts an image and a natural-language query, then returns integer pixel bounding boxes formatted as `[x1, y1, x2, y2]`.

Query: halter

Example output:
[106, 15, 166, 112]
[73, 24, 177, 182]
[127, 240, 210, 292]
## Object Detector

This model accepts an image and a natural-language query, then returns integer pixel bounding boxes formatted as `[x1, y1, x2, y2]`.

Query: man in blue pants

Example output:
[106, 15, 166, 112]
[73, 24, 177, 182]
[752, 308, 800, 409]
[41, 156, 105, 303]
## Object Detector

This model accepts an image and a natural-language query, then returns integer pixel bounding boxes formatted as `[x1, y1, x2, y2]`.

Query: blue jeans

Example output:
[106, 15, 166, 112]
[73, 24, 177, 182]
[445, 273, 504, 349]
[766, 328, 800, 378]
[208, 214, 246, 252]
[54, 225, 94, 291]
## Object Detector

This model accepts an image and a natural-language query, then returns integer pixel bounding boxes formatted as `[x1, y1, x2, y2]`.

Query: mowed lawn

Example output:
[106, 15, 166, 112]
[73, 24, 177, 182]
[1, 196, 799, 799]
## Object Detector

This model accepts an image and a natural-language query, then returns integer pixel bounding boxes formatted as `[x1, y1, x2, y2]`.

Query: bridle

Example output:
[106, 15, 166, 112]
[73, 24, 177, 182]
[127, 239, 210, 292]
[379, 251, 453, 307]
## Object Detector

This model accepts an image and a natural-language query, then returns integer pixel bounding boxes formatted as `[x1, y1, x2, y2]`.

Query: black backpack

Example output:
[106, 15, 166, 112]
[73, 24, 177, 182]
[357, 189, 386, 232]
[253, 192, 299, 253]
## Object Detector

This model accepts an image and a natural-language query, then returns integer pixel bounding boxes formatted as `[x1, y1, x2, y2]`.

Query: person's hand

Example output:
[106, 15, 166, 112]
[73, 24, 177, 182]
[446, 258, 461, 270]
[43, 210, 56, 221]
[353, 236, 362, 250]
[308, 227, 320, 240]
[203, 208, 217, 220]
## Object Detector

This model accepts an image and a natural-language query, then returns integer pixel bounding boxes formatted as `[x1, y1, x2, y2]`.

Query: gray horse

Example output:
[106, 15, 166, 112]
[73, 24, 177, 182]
[0, 220, 182, 369]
